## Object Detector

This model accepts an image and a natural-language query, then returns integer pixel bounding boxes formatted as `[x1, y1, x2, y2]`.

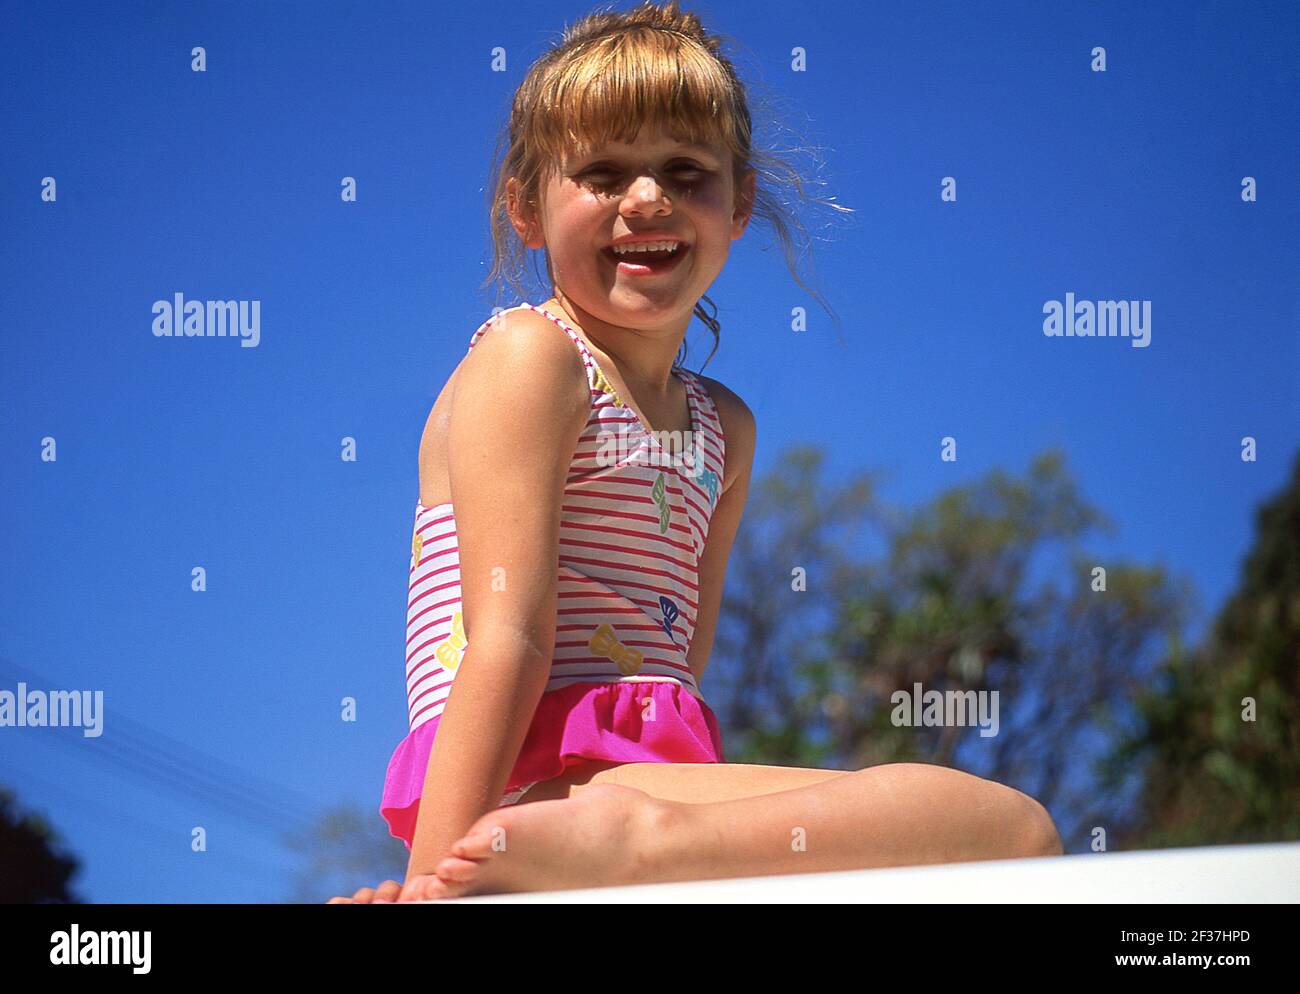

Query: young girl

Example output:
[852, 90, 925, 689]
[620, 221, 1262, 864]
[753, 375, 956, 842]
[330, 0, 1061, 902]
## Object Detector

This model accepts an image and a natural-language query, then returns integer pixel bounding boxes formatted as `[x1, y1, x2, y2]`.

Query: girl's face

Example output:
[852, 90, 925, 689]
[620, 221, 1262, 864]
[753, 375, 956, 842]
[510, 127, 755, 329]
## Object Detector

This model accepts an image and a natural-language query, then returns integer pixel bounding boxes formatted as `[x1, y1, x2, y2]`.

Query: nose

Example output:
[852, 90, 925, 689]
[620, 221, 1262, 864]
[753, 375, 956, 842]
[620, 173, 672, 215]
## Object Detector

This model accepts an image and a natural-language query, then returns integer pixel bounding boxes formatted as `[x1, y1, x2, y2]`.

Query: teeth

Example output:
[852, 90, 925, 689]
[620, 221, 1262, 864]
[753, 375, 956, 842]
[611, 240, 682, 255]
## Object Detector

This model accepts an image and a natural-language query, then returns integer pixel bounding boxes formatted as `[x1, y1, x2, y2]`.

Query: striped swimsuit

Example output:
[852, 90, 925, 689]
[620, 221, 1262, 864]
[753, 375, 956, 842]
[381, 302, 727, 847]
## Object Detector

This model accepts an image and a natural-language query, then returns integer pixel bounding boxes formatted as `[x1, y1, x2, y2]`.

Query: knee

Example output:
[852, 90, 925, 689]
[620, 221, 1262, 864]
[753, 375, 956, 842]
[1015, 793, 1064, 858]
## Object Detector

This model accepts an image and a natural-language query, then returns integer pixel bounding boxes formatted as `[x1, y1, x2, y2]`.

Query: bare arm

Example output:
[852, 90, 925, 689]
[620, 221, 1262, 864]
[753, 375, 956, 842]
[405, 310, 591, 878]
[686, 378, 756, 687]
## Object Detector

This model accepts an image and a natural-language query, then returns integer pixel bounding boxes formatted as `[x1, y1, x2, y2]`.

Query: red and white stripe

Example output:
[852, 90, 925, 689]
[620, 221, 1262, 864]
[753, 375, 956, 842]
[404, 303, 726, 732]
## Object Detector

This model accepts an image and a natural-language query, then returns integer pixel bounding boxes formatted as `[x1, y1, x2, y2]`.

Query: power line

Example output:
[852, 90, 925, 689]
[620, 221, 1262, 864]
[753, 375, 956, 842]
[10, 717, 315, 839]
[0, 766, 295, 890]
[0, 656, 324, 840]
[0, 654, 321, 812]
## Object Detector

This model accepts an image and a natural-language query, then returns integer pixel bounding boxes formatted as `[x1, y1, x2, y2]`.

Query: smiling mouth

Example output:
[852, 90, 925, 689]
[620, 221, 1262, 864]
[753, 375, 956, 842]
[601, 243, 690, 275]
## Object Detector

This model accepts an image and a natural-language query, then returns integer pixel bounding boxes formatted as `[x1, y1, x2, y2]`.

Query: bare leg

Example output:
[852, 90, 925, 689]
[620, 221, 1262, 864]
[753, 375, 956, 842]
[425, 761, 1061, 897]
[641, 761, 1061, 884]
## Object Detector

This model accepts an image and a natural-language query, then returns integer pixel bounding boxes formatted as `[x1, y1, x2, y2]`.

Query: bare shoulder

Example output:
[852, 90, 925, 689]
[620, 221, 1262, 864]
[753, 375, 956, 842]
[460, 307, 588, 381]
[419, 307, 592, 508]
[694, 373, 756, 493]
[455, 307, 592, 421]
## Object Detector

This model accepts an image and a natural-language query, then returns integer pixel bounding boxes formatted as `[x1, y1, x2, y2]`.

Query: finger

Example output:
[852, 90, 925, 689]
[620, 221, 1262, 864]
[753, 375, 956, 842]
[374, 879, 404, 902]
[350, 887, 377, 903]
[326, 896, 354, 904]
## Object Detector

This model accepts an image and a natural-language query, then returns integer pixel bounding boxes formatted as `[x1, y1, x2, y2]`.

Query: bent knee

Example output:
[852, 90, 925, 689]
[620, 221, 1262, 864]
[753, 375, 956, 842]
[1015, 793, 1064, 857]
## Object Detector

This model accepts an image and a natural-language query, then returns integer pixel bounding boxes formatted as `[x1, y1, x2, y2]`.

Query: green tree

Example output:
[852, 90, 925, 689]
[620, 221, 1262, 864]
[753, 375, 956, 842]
[1099, 451, 1300, 849]
[0, 786, 82, 903]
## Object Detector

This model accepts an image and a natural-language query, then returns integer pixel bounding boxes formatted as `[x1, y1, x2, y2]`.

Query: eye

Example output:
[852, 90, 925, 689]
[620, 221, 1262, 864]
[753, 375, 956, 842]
[578, 163, 707, 184]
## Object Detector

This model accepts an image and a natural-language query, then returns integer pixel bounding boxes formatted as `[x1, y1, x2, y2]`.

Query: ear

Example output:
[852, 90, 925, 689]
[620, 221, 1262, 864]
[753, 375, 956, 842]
[732, 170, 757, 239]
[506, 176, 546, 250]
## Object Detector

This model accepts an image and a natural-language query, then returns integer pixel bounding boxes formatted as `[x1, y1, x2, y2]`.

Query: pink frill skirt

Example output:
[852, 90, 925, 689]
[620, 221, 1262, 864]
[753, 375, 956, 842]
[380, 680, 727, 848]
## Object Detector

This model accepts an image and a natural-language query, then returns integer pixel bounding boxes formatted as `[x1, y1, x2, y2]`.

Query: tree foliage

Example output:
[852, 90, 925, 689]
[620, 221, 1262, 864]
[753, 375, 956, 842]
[706, 445, 1295, 853]
[1098, 452, 1300, 849]
[0, 787, 82, 903]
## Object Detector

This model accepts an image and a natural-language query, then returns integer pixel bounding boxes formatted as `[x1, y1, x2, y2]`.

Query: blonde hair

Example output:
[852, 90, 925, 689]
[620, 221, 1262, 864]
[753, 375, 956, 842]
[481, 0, 853, 371]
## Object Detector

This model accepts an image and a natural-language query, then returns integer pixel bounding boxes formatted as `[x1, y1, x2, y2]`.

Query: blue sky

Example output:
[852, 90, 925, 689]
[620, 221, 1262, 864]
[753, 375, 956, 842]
[1, 0, 1296, 902]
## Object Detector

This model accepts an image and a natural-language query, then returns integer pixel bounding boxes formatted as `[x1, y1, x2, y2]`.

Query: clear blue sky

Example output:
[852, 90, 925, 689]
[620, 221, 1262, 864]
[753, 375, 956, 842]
[2, 0, 1296, 902]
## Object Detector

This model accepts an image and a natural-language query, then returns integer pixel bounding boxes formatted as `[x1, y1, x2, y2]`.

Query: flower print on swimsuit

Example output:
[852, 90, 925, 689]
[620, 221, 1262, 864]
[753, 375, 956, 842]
[658, 595, 680, 646]
[650, 470, 671, 532]
[690, 440, 720, 508]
